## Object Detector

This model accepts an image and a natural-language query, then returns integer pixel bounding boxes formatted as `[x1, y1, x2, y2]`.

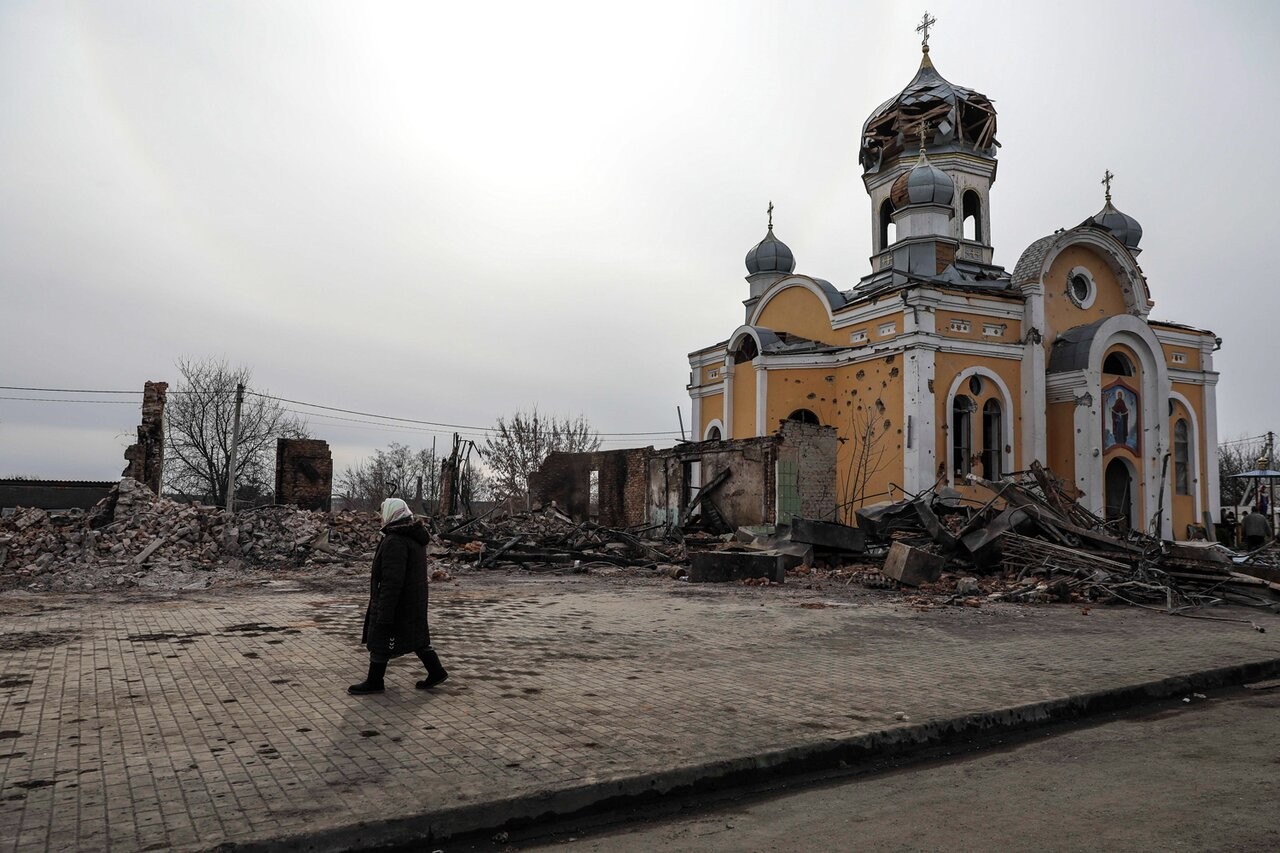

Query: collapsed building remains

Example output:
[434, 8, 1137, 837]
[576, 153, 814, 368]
[530, 420, 838, 531]
[275, 438, 334, 511]
[122, 380, 167, 494]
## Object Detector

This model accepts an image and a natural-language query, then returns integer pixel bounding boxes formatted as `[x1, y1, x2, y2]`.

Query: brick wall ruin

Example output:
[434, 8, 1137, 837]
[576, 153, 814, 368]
[529, 447, 651, 527]
[275, 439, 333, 511]
[529, 421, 837, 530]
[122, 381, 168, 495]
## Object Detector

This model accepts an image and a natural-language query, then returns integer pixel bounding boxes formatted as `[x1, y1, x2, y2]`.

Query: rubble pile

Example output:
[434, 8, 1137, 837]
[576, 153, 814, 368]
[0, 478, 380, 592]
[436, 505, 685, 572]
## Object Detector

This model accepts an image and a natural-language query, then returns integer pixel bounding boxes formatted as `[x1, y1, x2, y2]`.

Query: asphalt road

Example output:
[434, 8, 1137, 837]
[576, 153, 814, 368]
[501, 686, 1280, 853]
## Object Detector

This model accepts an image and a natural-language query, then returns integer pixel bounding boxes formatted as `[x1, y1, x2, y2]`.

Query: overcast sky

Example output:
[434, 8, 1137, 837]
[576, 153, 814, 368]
[2, 0, 1277, 482]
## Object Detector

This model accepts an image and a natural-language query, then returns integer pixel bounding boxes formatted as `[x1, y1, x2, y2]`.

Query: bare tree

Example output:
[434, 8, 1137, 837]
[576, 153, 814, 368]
[1219, 435, 1270, 510]
[479, 409, 601, 508]
[337, 442, 441, 512]
[835, 398, 893, 519]
[164, 358, 308, 505]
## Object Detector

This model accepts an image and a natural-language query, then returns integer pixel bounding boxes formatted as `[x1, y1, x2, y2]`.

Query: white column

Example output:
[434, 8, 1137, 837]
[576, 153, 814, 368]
[1021, 286, 1047, 467]
[722, 357, 734, 438]
[902, 347, 938, 494]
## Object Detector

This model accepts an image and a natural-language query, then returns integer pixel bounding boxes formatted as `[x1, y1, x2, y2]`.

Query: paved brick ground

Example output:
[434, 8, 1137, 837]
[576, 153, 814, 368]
[0, 574, 1277, 852]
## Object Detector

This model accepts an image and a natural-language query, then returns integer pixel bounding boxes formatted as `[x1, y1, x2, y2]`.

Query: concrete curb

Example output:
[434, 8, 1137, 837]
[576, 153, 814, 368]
[216, 654, 1280, 852]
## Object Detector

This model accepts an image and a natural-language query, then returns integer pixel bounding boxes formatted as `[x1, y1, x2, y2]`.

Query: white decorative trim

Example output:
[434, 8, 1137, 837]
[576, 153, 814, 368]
[703, 419, 725, 441]
[1022, 286, 1048, 467]
[1066, 265, 1098, 309]
[943, 367, 1015, 487]
[1167, 368, 1220, 386]
[1169, 392, 1203, 528]
[690, 390, 701, 441]
[1204, 380, 1221, 520]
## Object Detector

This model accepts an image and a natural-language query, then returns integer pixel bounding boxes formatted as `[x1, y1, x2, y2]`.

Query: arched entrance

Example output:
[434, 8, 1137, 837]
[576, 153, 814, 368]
[1104, 458, 1134, 529]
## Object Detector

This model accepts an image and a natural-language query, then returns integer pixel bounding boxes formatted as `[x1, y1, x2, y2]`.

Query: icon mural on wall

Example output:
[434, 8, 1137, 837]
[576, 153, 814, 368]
[1102, 381, 1140, 454]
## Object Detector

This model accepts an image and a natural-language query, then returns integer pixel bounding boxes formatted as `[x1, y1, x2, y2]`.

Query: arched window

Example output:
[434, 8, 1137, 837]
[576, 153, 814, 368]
[1174, 419, 1190, 495]
[732, 336, 759, 364]
[981, 399, 1003, 480]
[952, 395, 974, 478]
[879, 198, 896, 250]
[706, 426, 722, 441]
[1103, 351, 1135, 376]
[786, 409, 820, 425]
[962, 191, 982, 242]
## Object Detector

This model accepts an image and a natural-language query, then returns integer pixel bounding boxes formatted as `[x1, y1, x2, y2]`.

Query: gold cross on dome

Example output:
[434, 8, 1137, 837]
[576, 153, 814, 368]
[917, 11, 937, 47]
[1102, 169, 1114, 202]
[767, 200, 774, 230]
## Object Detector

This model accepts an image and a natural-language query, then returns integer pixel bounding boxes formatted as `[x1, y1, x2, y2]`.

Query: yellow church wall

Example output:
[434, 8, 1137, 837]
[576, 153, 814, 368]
[731, 362, 756, 438]
[932, 352, 1022, 486]
[753, 285, 845, 346]
[935, 309, 1022, 343]
[1042, 247, 1130, 344]
[1170, 382, 1210, 533]
[1161, 343, 1201, 372]
[698, 392, 724, 438]
[1046, 401, 1077, 485]
[763, 357, 906, 520]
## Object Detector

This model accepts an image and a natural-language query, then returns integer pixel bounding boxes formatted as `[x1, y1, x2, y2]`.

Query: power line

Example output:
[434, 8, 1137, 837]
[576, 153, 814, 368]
[0, 395, 139, 404]
[0, 384, 683, 437]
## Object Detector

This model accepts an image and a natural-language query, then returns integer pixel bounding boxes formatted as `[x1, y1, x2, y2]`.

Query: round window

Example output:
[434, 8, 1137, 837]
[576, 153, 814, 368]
[1068, 273, 1092, 307]
[968, 375, 984, 396]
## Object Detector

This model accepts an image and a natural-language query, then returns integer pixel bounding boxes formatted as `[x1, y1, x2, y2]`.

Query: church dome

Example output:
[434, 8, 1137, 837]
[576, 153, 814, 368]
[860, 47, 999, 175]
[1086, 199, 1143, 250]
[745, 228, 796, 275]
[890, 151, 955, 208]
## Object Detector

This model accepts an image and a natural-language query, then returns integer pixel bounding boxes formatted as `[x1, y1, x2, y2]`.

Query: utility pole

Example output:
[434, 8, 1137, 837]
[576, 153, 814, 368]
[225, 382, 245, 515]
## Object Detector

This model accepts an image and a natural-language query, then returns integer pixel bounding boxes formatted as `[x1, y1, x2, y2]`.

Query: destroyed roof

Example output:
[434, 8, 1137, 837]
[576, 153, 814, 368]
[860, 48, 999, 174]
[1047, 318, 1109, 373]
[846, 265, 1016, 304]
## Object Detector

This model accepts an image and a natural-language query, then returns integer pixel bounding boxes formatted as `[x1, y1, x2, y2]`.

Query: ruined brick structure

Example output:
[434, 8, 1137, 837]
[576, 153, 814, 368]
[122, 381, 167, 495]
[529, 447, 651, 527]
[530, 421, 837, 529]
[275, 439, 333, 511]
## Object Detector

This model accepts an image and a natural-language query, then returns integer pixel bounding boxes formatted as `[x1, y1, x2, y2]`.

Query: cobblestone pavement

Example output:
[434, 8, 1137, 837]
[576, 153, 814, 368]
[1, 574, 1278, 852]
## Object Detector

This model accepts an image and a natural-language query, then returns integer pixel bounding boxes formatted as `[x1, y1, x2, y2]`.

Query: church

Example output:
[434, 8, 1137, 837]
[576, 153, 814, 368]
[686, 21, 1220, 539]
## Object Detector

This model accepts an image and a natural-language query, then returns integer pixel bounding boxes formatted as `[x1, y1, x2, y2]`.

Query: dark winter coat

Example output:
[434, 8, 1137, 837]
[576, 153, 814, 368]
[361, 519, 432, 658]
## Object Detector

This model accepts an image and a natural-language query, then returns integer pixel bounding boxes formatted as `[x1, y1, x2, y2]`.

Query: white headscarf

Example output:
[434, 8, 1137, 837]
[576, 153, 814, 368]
[380, 497, 413, 527]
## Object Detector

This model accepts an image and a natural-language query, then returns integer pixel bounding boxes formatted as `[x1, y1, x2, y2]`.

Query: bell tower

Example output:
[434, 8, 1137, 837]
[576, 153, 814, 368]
[858, 15, 1000, 281]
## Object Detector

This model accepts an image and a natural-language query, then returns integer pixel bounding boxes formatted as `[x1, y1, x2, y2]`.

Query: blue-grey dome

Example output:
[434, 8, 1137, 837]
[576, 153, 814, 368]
[1087, 200, 1143, 250]
[745, 229, 796, 275]
[890, 153, 955, 208]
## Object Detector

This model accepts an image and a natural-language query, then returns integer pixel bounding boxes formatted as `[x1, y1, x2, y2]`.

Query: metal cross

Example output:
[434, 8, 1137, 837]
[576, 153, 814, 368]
[767, 200, 774, 230]
[1102, 169, 1114, 202]
[917, 122, 929, 153]
[917, 11, 937, 47]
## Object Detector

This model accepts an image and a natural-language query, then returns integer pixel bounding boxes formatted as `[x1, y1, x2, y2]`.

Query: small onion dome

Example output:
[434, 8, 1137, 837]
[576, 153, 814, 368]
[745, 228, 796, 275]
[1087, 199, 1143, 250]
[890, 150, 955, 208]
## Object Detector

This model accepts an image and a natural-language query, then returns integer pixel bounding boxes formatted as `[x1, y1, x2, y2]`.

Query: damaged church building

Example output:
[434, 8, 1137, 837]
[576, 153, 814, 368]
[682, 33, 1220, 539]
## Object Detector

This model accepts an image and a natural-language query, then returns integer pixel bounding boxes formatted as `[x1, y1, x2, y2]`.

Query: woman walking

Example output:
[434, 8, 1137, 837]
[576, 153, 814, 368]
[348, 497, 449, 695]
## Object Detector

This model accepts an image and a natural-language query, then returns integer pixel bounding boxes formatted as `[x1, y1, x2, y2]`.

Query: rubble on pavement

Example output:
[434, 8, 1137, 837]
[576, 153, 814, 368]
[0, 478, 380, 592]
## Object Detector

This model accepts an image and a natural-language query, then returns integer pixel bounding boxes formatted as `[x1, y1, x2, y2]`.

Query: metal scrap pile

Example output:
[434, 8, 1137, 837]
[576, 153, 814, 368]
[435, 506, 686, 572]
[0, 478, 380, 592]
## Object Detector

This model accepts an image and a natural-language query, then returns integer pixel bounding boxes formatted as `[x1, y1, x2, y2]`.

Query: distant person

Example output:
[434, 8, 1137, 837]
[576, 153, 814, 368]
[1242, 506, 1271, 551]
[348, 497, 449, 695]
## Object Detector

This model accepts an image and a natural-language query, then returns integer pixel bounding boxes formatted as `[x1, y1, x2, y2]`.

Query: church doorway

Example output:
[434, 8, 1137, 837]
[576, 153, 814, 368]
[1104, 458, 1134, 529]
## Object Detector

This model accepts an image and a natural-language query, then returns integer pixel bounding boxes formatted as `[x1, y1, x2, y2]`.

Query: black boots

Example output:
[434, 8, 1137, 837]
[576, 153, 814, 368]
[347, 660, 387, 695]
[348, 652, 446, 694]
[415, 648, 449, 690]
